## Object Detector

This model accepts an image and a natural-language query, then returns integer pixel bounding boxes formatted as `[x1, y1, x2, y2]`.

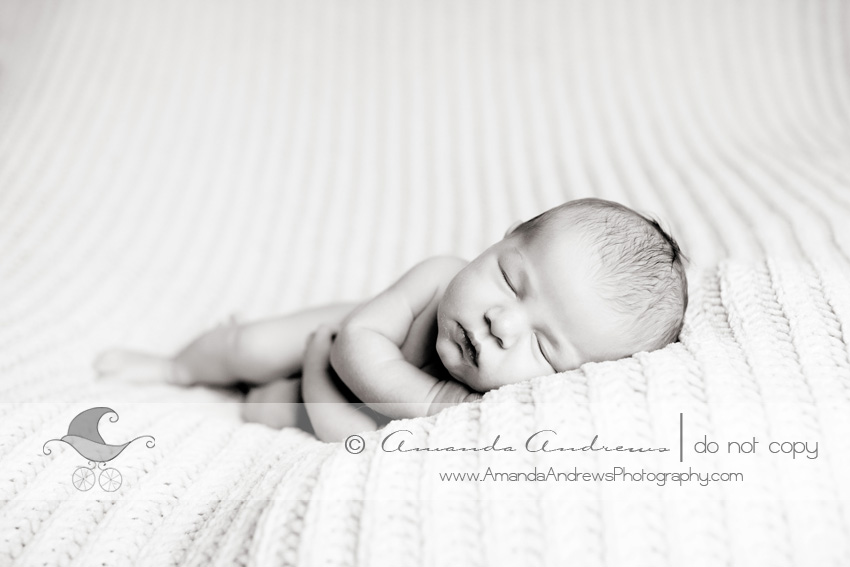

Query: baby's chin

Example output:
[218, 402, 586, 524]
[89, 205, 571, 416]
[435, 350, 464, 383]
[435, 327, 492, 391]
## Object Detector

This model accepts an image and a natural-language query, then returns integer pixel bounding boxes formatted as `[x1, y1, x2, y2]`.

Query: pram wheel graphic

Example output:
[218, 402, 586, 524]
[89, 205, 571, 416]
[72, 466, 95, 491]
[99, 468, 122, 492]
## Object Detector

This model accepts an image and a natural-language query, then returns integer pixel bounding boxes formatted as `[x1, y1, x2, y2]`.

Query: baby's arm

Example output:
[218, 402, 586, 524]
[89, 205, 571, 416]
[330, 257, 480, 420]
[301, 326, 379, 442]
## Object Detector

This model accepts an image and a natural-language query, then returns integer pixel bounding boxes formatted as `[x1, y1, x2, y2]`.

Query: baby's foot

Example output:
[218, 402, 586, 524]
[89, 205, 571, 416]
[93, 349, 193, 385]
[241, 378, 302, 429]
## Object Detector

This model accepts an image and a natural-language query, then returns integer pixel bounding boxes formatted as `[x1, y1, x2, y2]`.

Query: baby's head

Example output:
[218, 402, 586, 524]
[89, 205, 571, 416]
[435, 198, 688, 393]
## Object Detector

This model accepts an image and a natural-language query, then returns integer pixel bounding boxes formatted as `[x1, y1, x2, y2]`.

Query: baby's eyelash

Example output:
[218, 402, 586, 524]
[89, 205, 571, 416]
[501, 268, 516, 294]
[535, 334, 552, 367]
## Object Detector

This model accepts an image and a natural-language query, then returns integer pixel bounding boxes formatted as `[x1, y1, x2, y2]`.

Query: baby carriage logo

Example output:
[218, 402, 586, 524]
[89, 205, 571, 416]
[42, 407, 155, 492]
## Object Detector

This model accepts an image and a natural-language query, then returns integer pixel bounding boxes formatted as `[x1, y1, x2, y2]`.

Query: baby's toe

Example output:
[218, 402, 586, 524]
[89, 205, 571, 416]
[93, 349, 135, 375]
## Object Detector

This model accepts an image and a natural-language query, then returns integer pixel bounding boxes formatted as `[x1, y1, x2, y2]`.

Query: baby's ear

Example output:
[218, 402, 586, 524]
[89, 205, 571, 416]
[504, 220, 522, 238]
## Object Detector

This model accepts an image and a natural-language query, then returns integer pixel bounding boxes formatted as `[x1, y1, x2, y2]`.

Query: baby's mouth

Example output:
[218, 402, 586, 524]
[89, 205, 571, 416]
[457, 323, 478, 366]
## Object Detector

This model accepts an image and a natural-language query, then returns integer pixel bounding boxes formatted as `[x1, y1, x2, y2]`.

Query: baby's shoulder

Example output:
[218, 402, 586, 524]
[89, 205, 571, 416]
[407, 255, 468, 291]
[385, 255, 467, 312]
[416, 255, 468, 277]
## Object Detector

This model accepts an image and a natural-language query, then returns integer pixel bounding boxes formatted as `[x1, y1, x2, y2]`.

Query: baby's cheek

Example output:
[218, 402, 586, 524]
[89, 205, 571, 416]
[444, 273, 479, 310]
[440, 289, 463, 314]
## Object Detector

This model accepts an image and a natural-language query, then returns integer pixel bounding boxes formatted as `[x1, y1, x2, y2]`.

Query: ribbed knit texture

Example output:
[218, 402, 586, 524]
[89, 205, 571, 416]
[1, 1, 849, 565]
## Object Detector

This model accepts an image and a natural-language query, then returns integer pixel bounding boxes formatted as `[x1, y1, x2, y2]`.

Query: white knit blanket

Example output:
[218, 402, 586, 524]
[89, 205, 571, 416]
[2, 1, 850, 565]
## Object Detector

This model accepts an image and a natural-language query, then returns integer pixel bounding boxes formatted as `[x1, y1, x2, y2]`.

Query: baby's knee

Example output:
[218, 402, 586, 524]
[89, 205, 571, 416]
[241, 379, 303, 429]
[166, 361, 194, 386]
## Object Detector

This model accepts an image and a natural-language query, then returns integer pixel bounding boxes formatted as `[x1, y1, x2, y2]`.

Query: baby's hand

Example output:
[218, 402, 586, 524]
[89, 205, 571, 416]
[302, 325, 383, 441]
[303, 325, 338, 389]
[426, 380, 483, 417]
[302, 324, 354, 404]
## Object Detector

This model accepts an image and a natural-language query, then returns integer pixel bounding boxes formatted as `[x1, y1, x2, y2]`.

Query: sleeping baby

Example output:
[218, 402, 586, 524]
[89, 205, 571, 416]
[94, 198, 688, 442]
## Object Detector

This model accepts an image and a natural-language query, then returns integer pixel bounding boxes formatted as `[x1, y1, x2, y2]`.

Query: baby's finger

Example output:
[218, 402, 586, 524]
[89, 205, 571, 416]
[306, 325, 334, 348]
[304, 327, 334, 369]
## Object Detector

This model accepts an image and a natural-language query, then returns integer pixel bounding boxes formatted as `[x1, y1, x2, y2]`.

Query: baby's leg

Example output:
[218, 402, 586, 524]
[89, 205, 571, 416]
[94, 316, 240, 386]
[96, 340, 310, 429]
[94, 303, 358, 387]
[94, 349, 193, 384]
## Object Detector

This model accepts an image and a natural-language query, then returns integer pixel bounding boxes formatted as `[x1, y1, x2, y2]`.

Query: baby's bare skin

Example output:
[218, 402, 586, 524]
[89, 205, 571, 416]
[94, 304, 362, 430]
[96, 205, 656, 442]
[94, 262, 469, 439]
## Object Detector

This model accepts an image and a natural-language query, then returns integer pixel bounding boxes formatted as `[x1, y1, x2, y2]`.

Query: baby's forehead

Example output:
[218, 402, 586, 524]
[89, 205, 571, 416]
[518, 246, 637, 368]
[515, 225, 602, 272]
[517, 227, 631, 308]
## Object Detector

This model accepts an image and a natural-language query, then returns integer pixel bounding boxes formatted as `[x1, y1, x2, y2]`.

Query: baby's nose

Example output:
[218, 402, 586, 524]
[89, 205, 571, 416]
[484, 307, 524, 349]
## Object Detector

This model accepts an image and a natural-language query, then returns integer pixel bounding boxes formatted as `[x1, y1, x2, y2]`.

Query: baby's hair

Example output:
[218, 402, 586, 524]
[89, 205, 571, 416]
[515, 198, 689, 351]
